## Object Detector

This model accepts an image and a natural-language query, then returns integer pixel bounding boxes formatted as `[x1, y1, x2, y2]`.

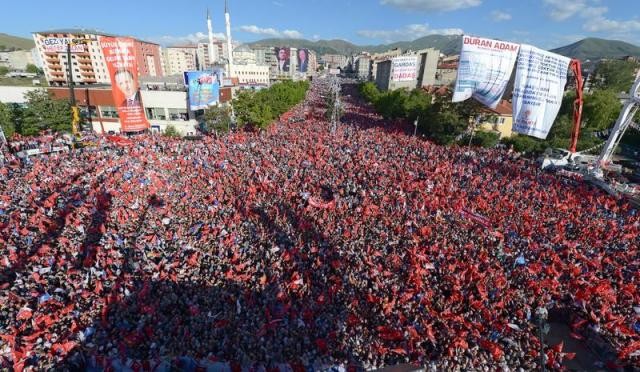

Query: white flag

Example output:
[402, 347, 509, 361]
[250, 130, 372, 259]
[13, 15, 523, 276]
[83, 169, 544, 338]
[453, 35, 520, 109]
[512, 45, 571, 139]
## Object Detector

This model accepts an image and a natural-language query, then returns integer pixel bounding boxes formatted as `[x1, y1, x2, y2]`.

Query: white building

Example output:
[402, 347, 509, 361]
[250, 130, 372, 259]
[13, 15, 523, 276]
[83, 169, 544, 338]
[230, 64, 270, 85]
[163, 46, 198, 75]
[233, 44, 257, 65]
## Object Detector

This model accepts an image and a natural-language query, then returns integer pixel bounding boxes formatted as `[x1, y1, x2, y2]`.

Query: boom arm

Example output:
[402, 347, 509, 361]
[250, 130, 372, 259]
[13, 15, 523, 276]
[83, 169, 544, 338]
[569, 59, 584, 153]
[593, 72, 640, 178]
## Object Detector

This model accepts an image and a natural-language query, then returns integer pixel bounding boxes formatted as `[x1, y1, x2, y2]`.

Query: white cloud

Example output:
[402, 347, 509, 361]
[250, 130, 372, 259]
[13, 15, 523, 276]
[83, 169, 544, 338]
[543, 0, 640, 36]
[357, 23, 463, 43]
[491, 10, 512, 22]
[380, 0, 481, 12]
[148, 31, 225, 46]
[239, 25, 303, 38]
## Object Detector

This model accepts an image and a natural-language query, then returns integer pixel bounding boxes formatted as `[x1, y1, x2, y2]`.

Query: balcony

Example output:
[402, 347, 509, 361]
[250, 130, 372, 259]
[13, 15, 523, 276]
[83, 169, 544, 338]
[50, 77, 67, 83]
[50, 71, 65, 77]
[44, 51, 59, 56]
[45, 57, 60, 63]
[82, 78, 97, 83]
[76, 51, 90, 57]
[79, 64, 93, 70]
[81, 71, 96, 77]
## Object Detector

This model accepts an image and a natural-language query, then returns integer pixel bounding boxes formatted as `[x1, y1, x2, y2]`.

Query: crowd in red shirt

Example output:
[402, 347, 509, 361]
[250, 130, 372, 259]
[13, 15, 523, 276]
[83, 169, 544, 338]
[0, 78, 638, 371]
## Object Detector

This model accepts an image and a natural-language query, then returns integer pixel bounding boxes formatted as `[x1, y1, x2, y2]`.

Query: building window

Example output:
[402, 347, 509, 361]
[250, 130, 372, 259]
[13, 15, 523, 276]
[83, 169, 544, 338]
[79, 105, 98, 118]
[168, 108, 188, 121]
[100, 106, 119, 118]
[146, 107, 166, 120]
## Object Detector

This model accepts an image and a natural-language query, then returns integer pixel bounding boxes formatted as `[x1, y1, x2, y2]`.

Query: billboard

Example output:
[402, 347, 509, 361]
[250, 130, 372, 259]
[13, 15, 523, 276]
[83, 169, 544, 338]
[453, 35, 520, 109]
[184, 70, 222, 110]
[100, 36, 150, 132]
[512, 45, 571, 139]
[41, 38, 86, 53]
[275, 47, 290, 73]
[392, 56, 418, 82]
[297, 48, 309, 73]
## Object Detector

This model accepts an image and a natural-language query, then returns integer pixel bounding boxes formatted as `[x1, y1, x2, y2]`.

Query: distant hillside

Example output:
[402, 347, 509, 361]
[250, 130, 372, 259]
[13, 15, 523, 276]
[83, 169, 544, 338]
[0, 33, 35, 51]
[551, 38, 640, 61]
[248, 35, 463, 56]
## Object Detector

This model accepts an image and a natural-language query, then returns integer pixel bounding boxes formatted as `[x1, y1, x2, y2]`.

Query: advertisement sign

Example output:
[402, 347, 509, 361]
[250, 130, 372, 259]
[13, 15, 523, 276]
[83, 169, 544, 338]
[512, 45, 571, 139]
[100, 36, 149, 132]
[453, 35, 520, 109]
[297, 48, 309, 73]
[392, 56, 418, 82]
[184, 70, 221, 110]
[275, 47, 290, 73]
[42, 38, 86, 53]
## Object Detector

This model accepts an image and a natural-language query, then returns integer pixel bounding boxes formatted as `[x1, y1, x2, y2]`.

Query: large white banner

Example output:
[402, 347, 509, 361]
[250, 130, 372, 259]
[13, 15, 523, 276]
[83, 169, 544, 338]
[453, 35, 520, 109]
[392, 56, 418, 82]
[512, 45, 571, 139]
[41, 38, 86, 53]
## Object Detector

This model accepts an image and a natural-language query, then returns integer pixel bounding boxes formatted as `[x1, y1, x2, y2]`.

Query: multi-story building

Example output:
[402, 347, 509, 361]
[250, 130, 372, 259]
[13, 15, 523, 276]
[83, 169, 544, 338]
[33, 29, 163, 86]
[230, 64, 270, 85]
[375, 49, 440, 91]
[163, 45, 198, 75]
[354, 53, 372, 81]
[233, 44, 257, 65]
[321, 54, 348, 69]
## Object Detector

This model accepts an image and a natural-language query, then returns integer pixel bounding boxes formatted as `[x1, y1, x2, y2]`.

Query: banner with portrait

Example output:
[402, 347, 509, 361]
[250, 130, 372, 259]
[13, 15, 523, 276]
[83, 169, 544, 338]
[297, 48, 309, 73]
[99, 36, 149, 132]
[453, 35, 520, 109]
[275, 47, 290, 73]
[512, 45, 571, 139]
[184, 70, 222, 110]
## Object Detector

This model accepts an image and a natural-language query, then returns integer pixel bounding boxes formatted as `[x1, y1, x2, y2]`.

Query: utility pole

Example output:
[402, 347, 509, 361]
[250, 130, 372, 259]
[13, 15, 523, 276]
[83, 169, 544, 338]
[67, 43, 76, 108]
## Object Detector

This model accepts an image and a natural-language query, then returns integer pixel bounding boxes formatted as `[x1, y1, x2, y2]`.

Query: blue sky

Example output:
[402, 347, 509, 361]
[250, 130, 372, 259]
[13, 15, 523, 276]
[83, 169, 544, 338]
[2, 0, 640, 49]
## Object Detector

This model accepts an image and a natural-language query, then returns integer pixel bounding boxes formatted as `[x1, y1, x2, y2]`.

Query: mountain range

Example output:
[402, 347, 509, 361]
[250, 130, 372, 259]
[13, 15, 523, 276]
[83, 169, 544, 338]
[0, 33, 35, 51]
[249, 35, 640, 62]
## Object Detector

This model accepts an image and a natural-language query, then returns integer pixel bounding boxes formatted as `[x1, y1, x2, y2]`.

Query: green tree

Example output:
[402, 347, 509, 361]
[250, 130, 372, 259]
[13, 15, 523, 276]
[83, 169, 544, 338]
[203, 105, 233, 133]
[0, 102, 16, 138]
[20, 90, 72, 135]
[402, 89, 431, 122]
[582, 89, 622, 131]
[592, 60, 640, 93]
[359, 82, 380, 103]
[461, 130, 500, 148]
[374, 89, 409, 120]
[0, 66, 9, 76]
[501, 135, 546, 155]
[164, 125, 180, 137]
[25, 64, 42, 75]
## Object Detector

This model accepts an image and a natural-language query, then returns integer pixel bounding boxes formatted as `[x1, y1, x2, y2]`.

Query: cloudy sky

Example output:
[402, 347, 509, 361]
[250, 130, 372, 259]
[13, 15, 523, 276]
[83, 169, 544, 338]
[3, 0, 640, 48]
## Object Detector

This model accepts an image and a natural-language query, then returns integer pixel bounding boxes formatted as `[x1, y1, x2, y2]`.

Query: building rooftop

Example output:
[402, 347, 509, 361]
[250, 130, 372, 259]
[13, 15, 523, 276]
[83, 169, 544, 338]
[33, 29, 159, 45]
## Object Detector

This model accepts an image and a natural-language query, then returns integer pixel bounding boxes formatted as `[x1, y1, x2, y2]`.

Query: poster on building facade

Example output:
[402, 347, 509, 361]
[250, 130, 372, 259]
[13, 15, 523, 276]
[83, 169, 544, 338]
[297, 49, 309, 73]
[41, 38, 86, 53]
[99, 36, 150, 132]
[453, 35, 520, 109]
[392, 56, 418, 82]
[275, 47, 290, 73]
[512, 44, 571, 139]
[184, 70, 221, 110]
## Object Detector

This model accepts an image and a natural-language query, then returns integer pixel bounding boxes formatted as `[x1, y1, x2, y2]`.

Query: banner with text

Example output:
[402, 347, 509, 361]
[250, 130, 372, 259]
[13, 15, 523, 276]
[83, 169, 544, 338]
[100, 36, 149, 132]
[392, 56, 418, 82]
[512, 45, 571, 139]
[42, 38, 86, 53]
[185, 70, 221, 110]
[453, 35, 520, 109]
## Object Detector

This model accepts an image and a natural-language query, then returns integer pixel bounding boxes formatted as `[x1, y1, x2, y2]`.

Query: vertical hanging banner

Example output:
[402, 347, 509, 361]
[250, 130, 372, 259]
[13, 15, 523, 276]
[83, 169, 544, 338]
[512, 45, 571, 139]
[453, 35, 520, 109]
[100, 36, 150, 132]
[184, 70, 221, 110]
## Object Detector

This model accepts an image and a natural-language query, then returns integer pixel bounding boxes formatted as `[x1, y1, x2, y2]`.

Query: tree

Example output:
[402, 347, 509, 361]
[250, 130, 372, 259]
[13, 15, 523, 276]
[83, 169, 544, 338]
[592, 60, 640, 93]
[582, 89, 622, 131]
[359, 82, 380, 103]
[203, 105, 233, 133]
[461, 130, 500, 148]
[164, 125, 180, 137]
[402, 89, 431, 122]
[501, 135, 546, 155]
[20, 90, 72, 135]
[0, 66, 9, 76]
[0, 102, 16, 138]
[25, 64, 42, 75]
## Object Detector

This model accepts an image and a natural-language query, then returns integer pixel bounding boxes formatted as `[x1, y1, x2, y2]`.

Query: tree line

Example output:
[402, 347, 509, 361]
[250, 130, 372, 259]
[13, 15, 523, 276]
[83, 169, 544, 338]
[360, 58, 640, 155]
[0, 90, 72, 138]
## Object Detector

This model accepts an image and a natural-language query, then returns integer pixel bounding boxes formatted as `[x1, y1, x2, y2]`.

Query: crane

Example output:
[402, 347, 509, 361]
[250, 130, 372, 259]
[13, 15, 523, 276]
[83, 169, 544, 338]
[592, 70, 640, 179]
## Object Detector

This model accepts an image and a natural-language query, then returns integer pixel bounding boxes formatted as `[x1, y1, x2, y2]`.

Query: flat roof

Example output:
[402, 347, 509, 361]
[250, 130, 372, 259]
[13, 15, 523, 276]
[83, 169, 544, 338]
[32, 29, 160, 45]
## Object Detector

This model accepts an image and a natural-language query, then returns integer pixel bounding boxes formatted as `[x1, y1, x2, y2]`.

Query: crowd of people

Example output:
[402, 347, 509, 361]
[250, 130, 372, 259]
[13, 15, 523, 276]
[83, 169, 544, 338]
[0, 78, 639, 371]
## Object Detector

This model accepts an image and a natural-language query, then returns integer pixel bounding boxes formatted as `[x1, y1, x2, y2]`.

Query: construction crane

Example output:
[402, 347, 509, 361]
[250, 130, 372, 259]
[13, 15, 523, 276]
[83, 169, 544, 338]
[568, 59, 584, 154]
[592, 70, 640, 179]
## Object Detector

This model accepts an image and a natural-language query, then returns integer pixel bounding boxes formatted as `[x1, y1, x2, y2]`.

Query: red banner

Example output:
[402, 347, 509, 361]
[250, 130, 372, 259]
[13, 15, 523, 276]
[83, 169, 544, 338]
[99, 37, 149, 132]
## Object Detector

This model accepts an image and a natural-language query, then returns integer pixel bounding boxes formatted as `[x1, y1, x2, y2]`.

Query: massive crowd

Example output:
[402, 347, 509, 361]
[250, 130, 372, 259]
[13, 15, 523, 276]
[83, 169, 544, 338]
[0, 78, 639, 371]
